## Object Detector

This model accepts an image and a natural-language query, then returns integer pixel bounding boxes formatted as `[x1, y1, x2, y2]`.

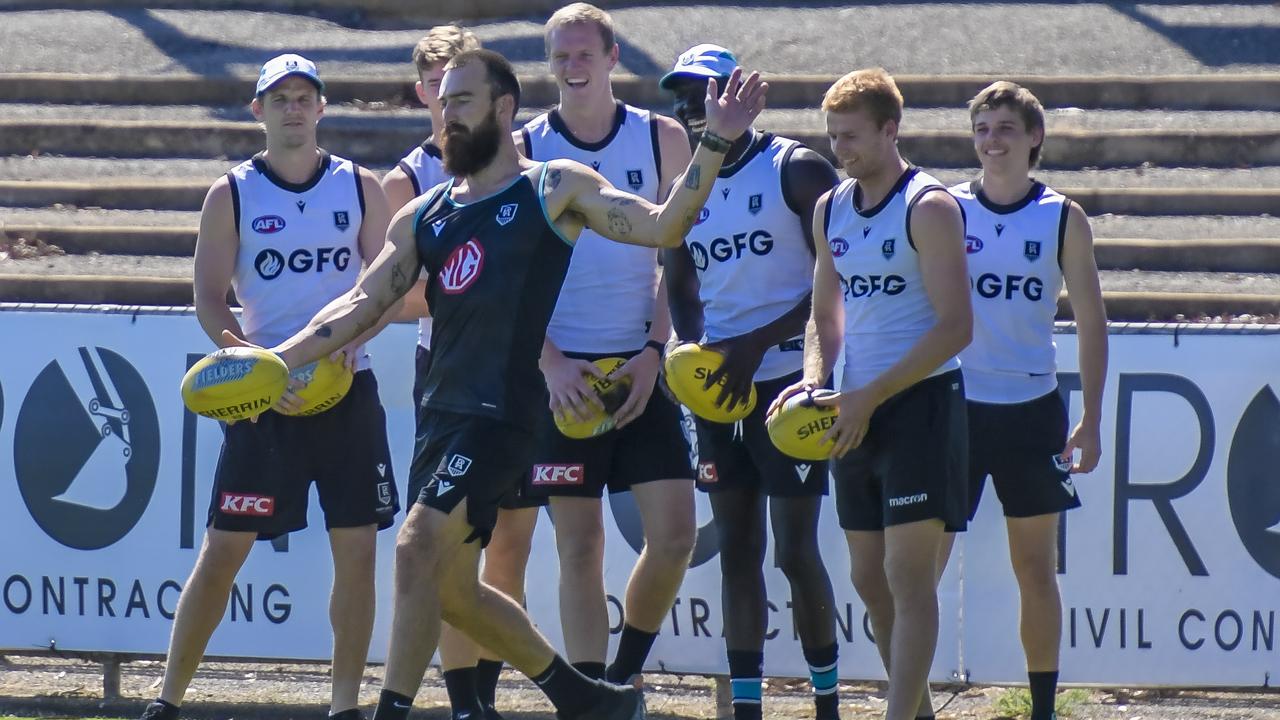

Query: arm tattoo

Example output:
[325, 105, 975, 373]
[546, 168, 562, 192]
[608, 208, 633, 237]
[390, 259, 412, 297]
[315, 325, 333, 338]
[606, 195, 637, 237]
[683, 165, 701, 191]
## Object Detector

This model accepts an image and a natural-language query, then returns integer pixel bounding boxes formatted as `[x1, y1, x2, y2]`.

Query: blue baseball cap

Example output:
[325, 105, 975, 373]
[256, 53, 325, 96]
[659, 44, 739, 90]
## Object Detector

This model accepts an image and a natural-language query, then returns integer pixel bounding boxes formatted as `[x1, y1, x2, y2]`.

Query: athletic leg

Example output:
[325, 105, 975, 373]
[771, 495, 840, 719]
[711, 488, 768, 720]
[607, 478, 695, 683]
[328, 525, 378, 714]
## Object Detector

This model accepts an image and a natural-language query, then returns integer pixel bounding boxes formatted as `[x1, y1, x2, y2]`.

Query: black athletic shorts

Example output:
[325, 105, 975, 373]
[408, 409, 537, 546]
[414, 345, 542, 510]
[694, 370, 829, 497]
[526, 349, 694, 499]
[967, 389, 1081, 519]
[834, 369, 968, 532]
[208, 369, 399, 540]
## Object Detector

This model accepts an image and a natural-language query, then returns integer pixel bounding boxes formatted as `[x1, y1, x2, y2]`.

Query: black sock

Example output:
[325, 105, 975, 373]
[443, 667, 484, 717]
[476, 659, 504, 708]
[802, 642, 839, 720]
[530, 655, 603, 717]
[141, 699, 180, 720]
[727, 649, 764, 720]
[1029, 670, 1059, 720]
[372, 689, 414, 720]
[571, 661, 606, 681]
[329, 711, 363, 720]
[607, 624, 658, 683]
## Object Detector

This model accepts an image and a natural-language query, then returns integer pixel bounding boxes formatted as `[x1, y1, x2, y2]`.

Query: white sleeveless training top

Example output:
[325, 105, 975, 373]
[397, 140, 450, 349]
[682, 132, 813, 381]
[950, 180, 1069, 403]
[228, 151, 369, 370]
[521, 102, 662, 353]
[825, 167, 958, 391]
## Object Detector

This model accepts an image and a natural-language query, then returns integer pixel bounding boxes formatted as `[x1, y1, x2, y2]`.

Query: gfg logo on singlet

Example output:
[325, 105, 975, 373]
[254, 247, 353, 280]
[842, 274, 907, 298]
[439, 239, 485, 294]
[973, 273, 1045, 301]
[688, 230, 773, 271]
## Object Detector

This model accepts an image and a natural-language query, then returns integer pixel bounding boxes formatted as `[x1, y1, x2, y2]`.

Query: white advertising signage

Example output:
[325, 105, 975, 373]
[0, 308, 1275, 686]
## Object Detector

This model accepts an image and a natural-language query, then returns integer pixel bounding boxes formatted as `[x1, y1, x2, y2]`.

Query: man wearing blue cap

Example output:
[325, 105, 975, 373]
[661, 44, 845, 720]
[139, 53, 399, 720]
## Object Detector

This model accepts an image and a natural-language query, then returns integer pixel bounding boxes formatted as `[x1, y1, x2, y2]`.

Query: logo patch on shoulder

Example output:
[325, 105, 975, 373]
[881, 238, 896, 259]
[1025, 240, 1042, 261]
[748, 193, 763, 215]
[432, 219, 448, 236]
[496, 203, 518, 226]
[333, 210, 350, 230]
[626, 169, 644, 190]
[965, 235, 984, 254]
[829, 237, 849, 257]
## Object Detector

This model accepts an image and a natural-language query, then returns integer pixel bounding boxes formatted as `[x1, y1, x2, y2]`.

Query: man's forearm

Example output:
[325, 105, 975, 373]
[275, 288, 388, 368]
[652, 139, 730, 246]
[803, 316, 840, 385]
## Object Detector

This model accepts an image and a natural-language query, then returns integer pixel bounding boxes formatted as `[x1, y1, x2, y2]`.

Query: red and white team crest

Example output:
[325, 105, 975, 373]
[439, 238, 485, 294]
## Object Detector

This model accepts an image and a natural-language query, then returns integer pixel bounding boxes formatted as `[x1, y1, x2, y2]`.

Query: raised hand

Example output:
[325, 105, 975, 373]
[703, 67, 768, 143]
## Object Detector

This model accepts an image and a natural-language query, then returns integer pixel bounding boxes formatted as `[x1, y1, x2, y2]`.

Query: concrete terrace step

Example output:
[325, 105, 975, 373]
[7, 103, 1280, 135]
[3, 74, 1279, 111]
[5, 179, 1277, 216]
[3, 118, 1276, 169]
[6, 224, 1277, 274]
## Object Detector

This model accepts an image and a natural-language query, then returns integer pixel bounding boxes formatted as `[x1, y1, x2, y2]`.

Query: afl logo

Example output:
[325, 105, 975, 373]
[252, 215, 286, 234]
[439, 239, 485, 294]
[694, 207, 710, 226]
[829, 237, 849, 257]
[965, 235, 984, 254]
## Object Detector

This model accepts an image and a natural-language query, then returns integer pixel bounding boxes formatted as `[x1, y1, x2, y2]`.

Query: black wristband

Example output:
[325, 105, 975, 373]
[699, 131, 732, 153]
[643, 339, 666, 357]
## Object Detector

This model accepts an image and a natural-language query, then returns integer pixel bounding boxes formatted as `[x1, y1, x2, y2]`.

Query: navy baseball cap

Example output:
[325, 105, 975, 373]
[256, 54, 325, 96]
[659, 44, 739, 90]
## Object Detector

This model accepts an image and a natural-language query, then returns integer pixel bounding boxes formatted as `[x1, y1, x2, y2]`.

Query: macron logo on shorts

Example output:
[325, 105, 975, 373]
[698, 462, 719, 484]
[887, 492, 928, 508]
[532, 464, 584, 486]
[220, 493, 275, 516]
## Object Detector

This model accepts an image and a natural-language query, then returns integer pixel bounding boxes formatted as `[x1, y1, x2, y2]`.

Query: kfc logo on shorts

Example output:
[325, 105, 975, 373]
[219, 493, 275, 516]
[697, 462, 719, 484]
[439, 239, 484, 294]
[532, 464, 584, 486]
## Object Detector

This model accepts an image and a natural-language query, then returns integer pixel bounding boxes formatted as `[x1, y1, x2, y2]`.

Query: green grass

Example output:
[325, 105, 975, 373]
[993, 687, 1091, 718]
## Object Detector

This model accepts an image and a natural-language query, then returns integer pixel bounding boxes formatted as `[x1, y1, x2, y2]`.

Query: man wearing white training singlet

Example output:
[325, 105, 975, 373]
[139, 54, 399, 720]
[772, 68, 973, 720]
[661, 44, 844, 720]
[516, 3, 697, 686]
[380, 26, 540, 720]
[944, 81, 1108, 720]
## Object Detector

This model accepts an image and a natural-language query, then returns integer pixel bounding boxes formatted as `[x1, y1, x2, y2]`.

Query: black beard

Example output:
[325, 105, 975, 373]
[442, 108, 502, 177]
